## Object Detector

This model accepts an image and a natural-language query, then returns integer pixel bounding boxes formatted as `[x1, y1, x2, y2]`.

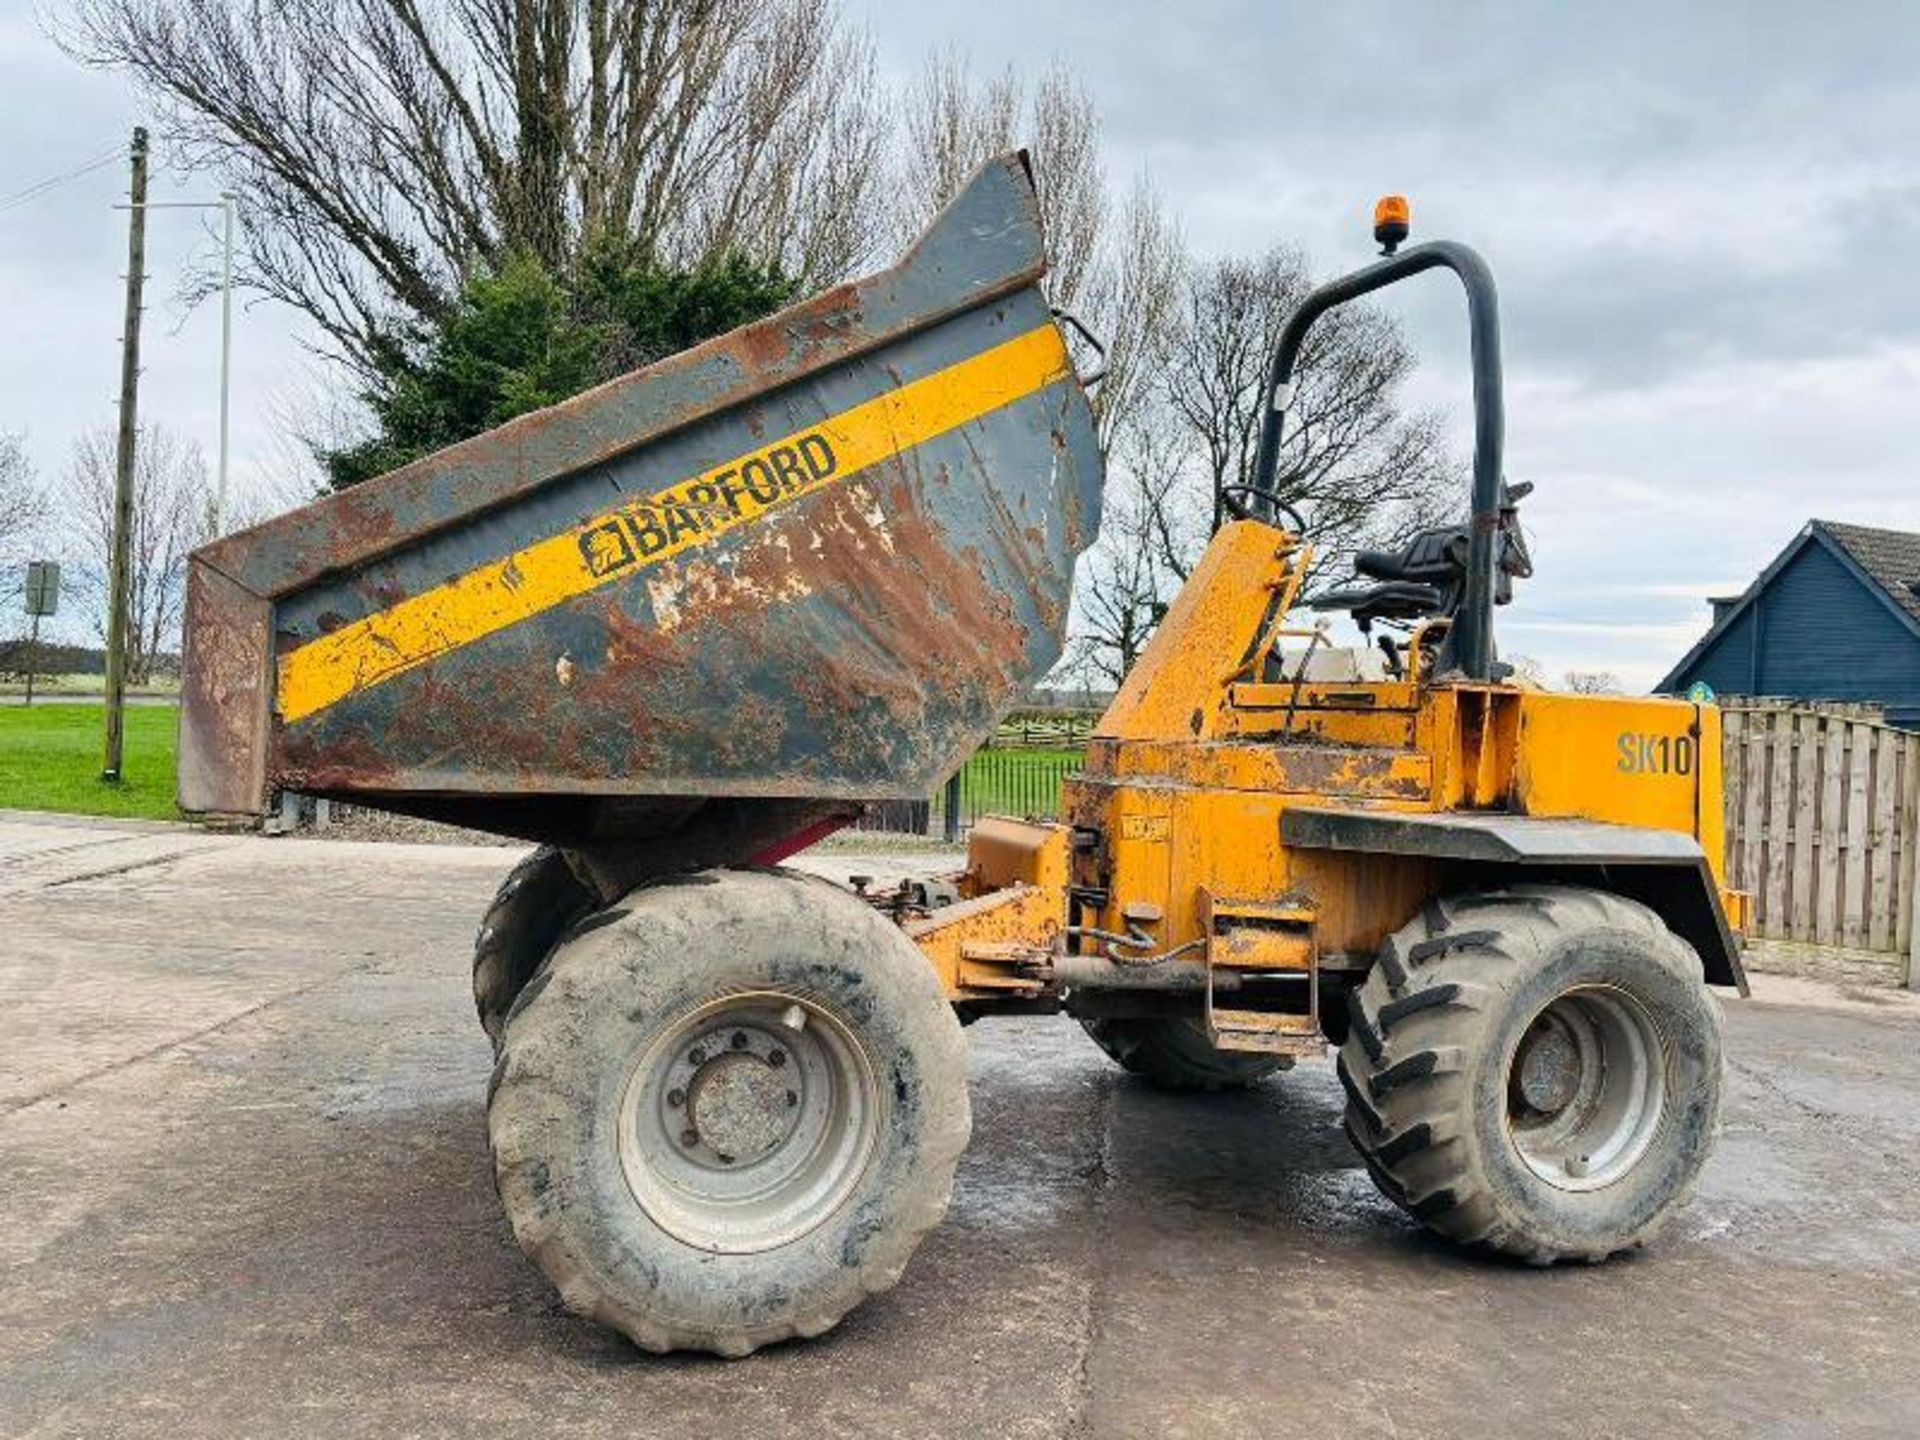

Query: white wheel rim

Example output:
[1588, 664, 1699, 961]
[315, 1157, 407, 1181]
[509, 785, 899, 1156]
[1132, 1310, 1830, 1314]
[1504, 984, 1669, 1192]
[618, 990, 881, 1254]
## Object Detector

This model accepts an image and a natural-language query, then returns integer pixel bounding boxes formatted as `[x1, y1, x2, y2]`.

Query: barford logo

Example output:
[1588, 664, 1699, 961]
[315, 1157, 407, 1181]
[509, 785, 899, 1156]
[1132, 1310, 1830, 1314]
[580, 522, 636, 577]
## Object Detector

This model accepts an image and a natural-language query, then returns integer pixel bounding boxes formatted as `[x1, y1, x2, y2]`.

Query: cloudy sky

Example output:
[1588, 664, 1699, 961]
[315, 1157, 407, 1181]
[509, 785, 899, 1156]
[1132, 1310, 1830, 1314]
[5, 2, 1919, 685]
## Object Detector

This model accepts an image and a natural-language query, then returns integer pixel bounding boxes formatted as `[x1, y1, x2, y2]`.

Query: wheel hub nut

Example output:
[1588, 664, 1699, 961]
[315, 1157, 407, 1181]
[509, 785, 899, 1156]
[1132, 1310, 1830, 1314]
[1517, 1026, 1581, 1114]
[687, 1053, 796, 1163]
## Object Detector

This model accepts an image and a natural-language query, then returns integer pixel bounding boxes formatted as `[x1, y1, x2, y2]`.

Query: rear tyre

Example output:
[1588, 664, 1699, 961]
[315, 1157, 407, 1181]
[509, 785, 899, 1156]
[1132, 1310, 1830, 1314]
[1338, 884, 1722, 1263]
[488, 868, 971, 1356]
[472, 846, 596, 1050]
[1079, 1016, 1291, 1092]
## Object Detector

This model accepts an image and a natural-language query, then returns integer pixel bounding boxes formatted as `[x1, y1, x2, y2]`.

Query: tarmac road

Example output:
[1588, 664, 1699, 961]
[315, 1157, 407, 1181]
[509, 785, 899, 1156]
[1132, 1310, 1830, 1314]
[2, 810, 1918, 1438]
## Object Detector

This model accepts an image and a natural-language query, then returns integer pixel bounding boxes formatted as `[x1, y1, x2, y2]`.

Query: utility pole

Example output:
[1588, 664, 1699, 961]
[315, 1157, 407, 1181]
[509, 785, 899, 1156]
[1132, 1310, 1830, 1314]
[102, 126, 148, 784]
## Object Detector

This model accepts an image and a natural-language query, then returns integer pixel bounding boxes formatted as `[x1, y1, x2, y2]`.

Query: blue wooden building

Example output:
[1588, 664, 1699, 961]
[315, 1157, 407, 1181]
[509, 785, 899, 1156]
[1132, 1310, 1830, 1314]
[1657, 520, 1920, 729]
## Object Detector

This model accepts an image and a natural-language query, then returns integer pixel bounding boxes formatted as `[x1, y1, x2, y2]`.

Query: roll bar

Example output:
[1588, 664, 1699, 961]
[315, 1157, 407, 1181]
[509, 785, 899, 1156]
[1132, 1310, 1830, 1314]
[1247, 240, 1505, 681]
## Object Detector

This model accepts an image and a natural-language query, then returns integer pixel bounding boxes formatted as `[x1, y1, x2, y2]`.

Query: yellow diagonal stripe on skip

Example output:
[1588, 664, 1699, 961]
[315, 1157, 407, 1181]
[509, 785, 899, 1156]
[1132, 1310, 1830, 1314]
[275, 323, 1072, 724]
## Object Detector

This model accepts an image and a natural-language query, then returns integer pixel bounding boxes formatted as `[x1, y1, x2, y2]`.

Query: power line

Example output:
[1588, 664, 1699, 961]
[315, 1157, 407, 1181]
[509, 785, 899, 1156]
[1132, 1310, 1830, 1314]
[0, 141, 126, 215]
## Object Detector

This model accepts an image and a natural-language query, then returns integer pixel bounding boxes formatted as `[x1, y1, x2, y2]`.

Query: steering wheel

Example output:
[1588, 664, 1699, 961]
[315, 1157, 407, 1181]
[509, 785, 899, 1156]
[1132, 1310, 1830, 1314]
[1218, 484, 1308, 535]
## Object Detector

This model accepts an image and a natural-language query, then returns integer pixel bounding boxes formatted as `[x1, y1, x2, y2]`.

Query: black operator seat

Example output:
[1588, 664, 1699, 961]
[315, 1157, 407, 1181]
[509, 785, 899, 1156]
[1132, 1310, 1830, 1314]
[1353, 526, 1468, 587]
[1311, 578, 1447, 628]
[1312, 479, 1533, 630]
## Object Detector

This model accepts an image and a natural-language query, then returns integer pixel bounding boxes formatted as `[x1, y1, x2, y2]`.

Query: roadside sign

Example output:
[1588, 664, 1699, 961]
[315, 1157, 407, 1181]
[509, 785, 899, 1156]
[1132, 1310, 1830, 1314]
[24, 561, 59, 617]
[20, 560, 59, 706]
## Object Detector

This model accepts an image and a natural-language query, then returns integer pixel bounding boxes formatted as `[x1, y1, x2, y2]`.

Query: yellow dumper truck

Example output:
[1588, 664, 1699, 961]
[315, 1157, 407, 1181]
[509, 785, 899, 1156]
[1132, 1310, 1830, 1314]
[181, 156, 1744, 1355]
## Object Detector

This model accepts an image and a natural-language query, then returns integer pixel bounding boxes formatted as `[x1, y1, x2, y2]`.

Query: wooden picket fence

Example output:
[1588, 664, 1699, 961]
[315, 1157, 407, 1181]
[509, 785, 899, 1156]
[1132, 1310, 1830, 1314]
[1722, 702, 1920, 987]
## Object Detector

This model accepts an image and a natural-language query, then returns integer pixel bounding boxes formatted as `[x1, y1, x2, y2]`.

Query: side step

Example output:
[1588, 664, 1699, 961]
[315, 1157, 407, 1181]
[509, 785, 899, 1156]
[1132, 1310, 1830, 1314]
[1201, 892, 1325, 1057]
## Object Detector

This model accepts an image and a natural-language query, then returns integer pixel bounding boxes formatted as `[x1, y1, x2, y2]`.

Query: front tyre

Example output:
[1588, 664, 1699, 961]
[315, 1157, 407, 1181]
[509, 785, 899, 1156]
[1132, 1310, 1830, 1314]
[488, 869, 971, 1356]
[1338, 885, 1722, 1263]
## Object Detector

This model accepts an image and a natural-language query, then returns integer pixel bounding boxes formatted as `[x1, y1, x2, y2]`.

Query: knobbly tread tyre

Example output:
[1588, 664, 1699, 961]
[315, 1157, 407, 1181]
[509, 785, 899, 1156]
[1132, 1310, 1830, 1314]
[1079, 1016, 1290, 1092]
[1338, 884, 1723, 1264]
[472, 846, 596, 1050]
[487, 867, 972, 1356]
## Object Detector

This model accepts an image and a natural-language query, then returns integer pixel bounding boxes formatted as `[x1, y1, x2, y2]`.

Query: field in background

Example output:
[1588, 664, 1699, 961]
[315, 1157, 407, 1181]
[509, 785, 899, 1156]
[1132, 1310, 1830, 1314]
[0, 705, 181, 820]
[0, 674, 181, 697]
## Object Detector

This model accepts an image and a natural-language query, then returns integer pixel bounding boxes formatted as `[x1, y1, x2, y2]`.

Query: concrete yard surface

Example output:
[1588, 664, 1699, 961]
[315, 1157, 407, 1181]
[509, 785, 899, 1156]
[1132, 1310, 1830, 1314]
[3, 811, 1919, 1438]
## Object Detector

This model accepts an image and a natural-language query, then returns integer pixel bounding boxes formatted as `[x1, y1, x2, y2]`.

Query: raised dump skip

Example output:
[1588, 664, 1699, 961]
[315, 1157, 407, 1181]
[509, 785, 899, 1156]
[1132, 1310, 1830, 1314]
[179, 154, 1105, 860]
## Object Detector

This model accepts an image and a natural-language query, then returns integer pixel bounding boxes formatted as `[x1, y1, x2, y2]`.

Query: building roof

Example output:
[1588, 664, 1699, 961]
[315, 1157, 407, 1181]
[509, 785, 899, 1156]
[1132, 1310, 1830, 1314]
[1656, 519, 1920, 692]
[1819, 520, 1920, 626]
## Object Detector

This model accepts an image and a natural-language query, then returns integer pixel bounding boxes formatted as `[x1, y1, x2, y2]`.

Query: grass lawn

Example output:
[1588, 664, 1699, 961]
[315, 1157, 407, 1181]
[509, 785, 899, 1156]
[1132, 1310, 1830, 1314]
[0, 704, 182, 821]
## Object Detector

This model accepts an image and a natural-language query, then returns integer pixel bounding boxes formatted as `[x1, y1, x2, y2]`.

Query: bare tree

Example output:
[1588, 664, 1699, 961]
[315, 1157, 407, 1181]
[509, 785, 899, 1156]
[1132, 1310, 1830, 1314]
[884, 62, 1452, 690]
[892, 54, 1108, 311]
[1079, 176, 1184, 447]
[887, 58, 1199, 691]
[1165, 247, 1453, 579]
[1063, 423, 1192, 687]
[0, 432, 49, 609]
[1063, 244, 1455, 685]
[64, 0, 889, 374]
[61, 426, 213, 684]
[1563, 670, 1625, 695]
[1505, 653, 1547, 687]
